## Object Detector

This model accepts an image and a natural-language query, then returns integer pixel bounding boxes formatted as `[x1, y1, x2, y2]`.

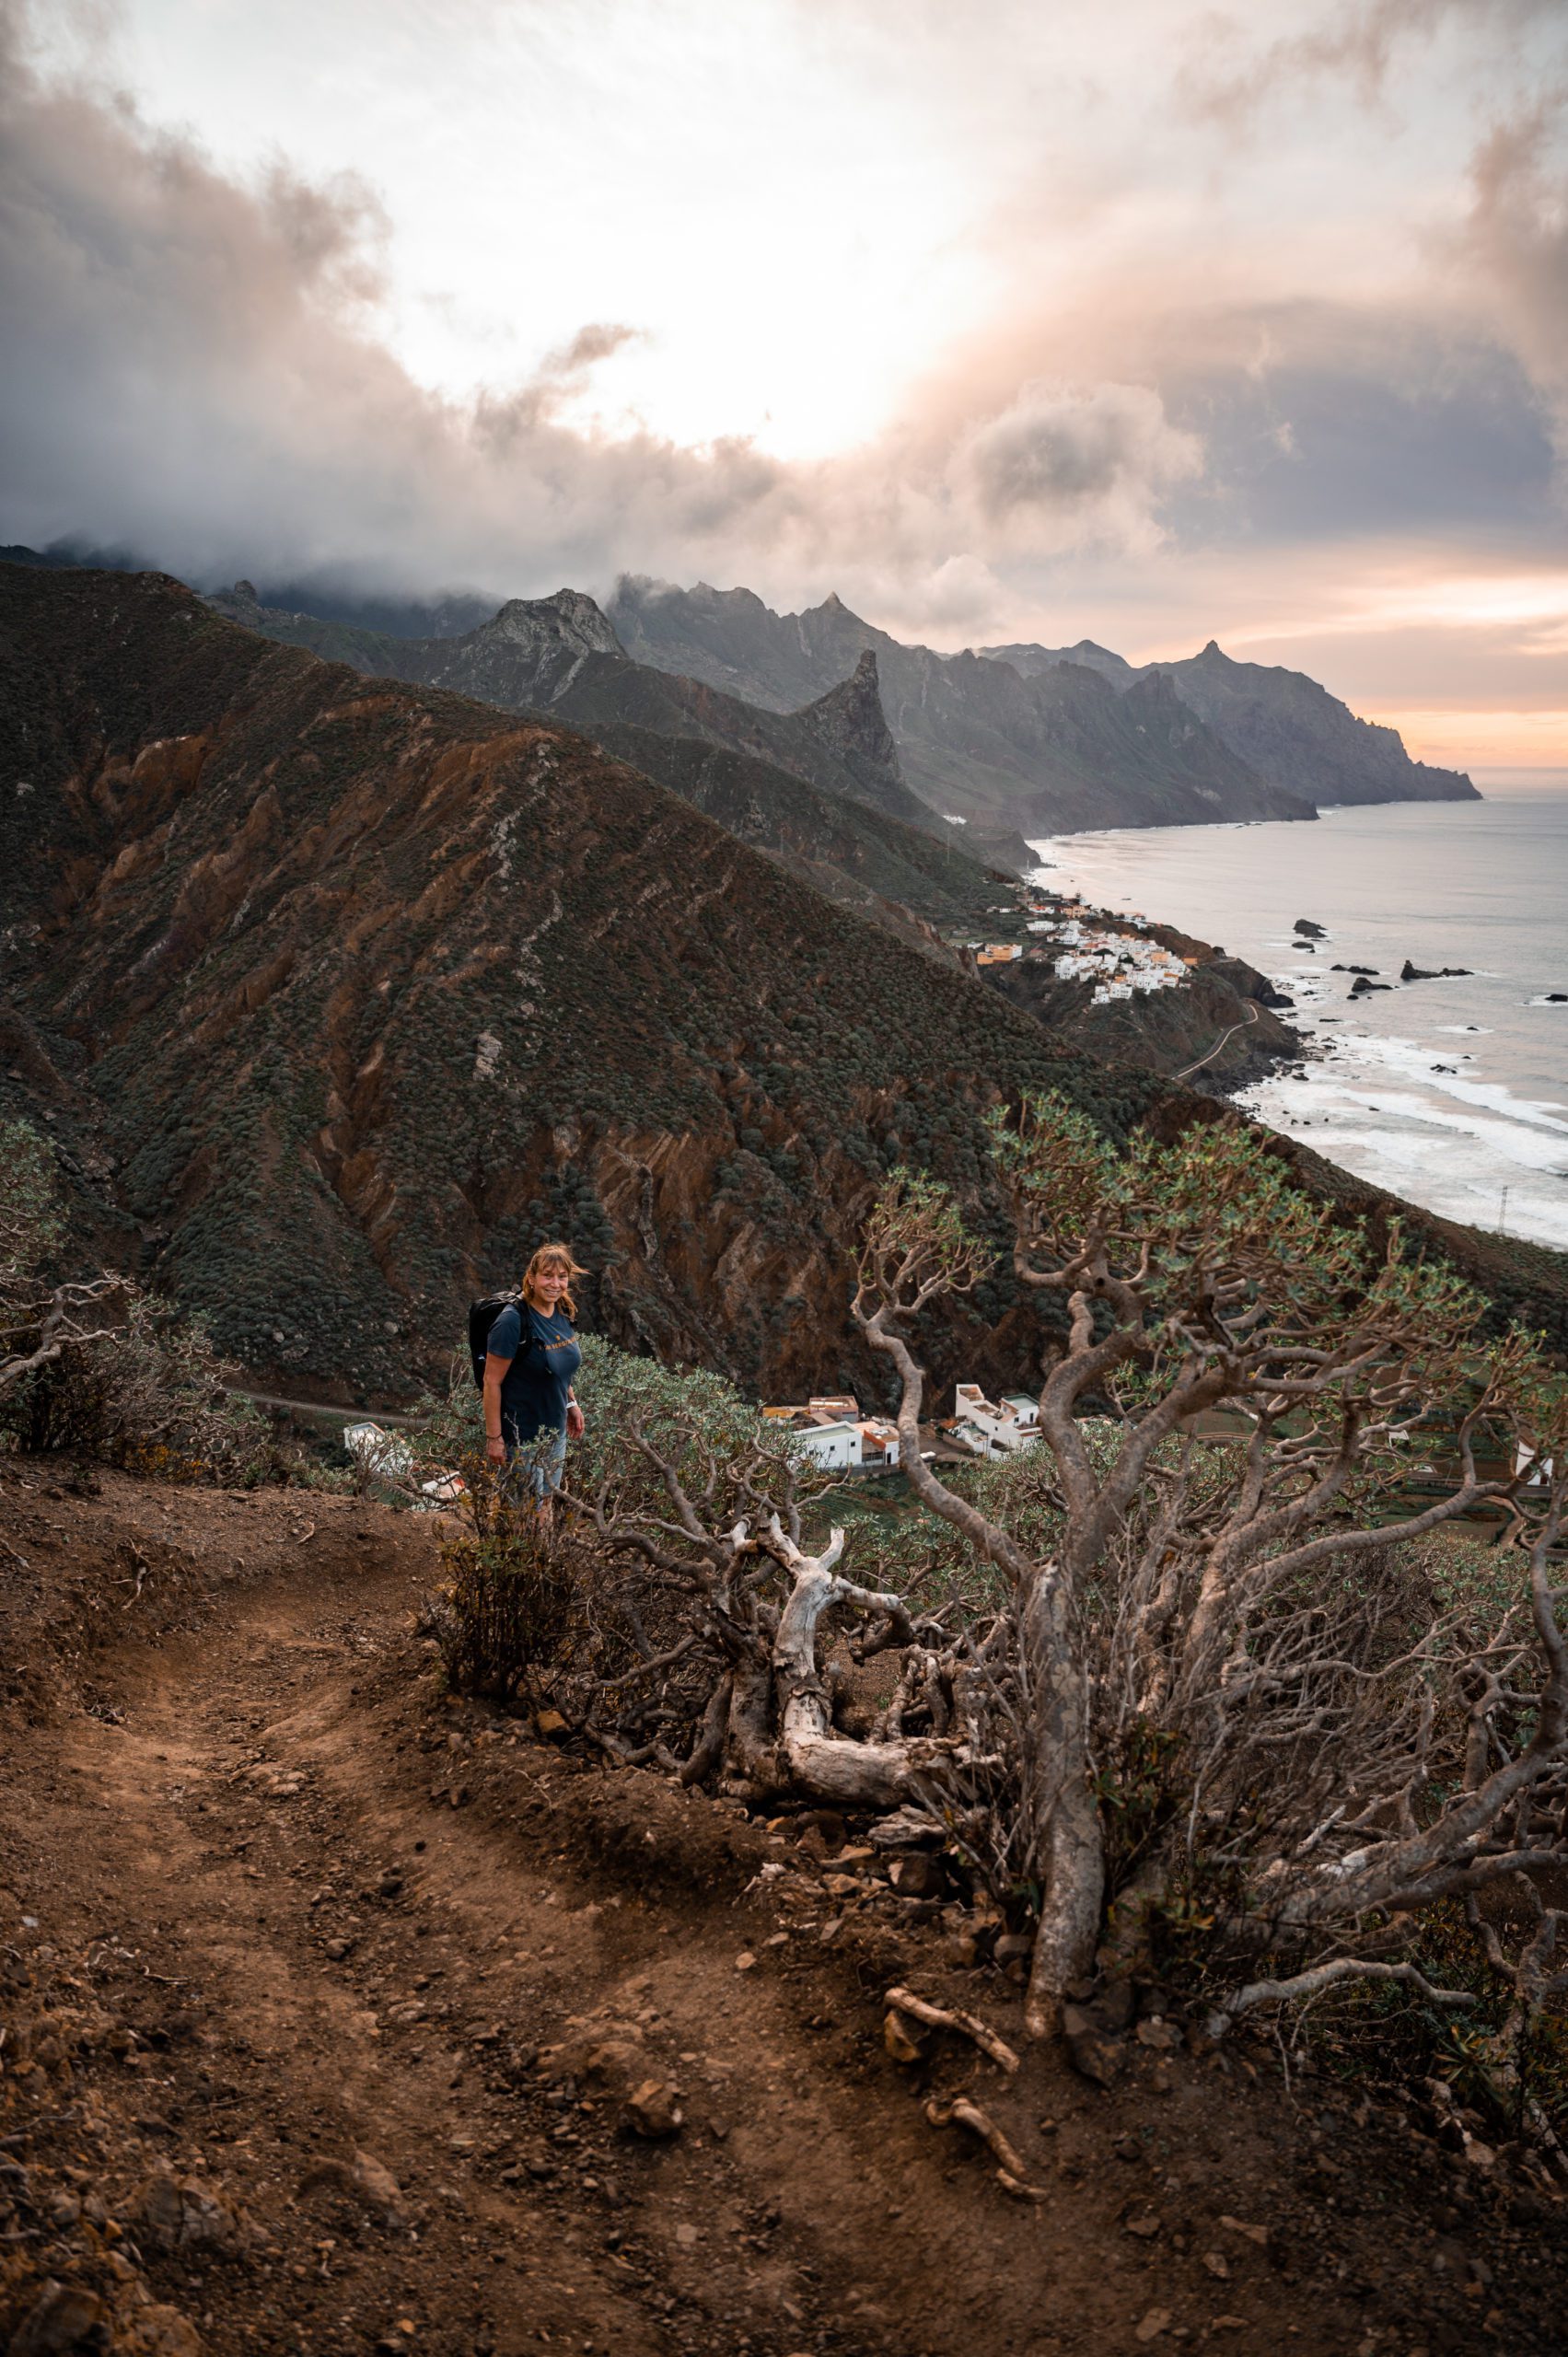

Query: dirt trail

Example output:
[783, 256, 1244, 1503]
[5, 1469, 1566, 2357]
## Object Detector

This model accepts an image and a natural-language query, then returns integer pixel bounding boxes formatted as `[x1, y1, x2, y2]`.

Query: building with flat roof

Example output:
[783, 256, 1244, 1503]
[952, 1384, 1040, 1457]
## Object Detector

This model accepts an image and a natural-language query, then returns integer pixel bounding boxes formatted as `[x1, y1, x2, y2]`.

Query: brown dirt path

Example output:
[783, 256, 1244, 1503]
[5, 1467, 1567, 2357]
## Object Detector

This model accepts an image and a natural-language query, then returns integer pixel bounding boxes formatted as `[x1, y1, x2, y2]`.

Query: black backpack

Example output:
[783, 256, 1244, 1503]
[468, 1293, 521, 1390]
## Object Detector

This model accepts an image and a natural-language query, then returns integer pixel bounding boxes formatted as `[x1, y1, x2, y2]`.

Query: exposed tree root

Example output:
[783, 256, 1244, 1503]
[885, 1985, 1020, 2076]
[925, 2096, 1048, 2201]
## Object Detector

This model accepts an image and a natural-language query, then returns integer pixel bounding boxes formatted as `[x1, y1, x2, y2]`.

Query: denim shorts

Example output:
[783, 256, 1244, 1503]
[504, 1424, 567, 1501]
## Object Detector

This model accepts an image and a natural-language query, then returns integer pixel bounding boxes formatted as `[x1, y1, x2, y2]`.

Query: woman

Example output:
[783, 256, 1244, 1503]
[482, 1242, 587, 1507]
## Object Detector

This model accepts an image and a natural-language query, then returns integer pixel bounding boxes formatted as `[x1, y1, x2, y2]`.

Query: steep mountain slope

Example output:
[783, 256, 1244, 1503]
[205, 578, 999, 888]
[583, 721, 1008, 938]
[608, 575, 839, 708]
[612, 576, 1477, 822]
[0, 562, 1170, 1405]
[608, 576, 1310, 831]
[1148, 640, 1479, 806]
[986, 635, 1479, 805]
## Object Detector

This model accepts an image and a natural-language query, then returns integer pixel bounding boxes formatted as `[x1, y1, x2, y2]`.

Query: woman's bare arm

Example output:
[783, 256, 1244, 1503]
[482, 1351, 512, 1462]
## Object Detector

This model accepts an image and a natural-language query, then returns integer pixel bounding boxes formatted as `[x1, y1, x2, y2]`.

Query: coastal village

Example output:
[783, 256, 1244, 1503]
[962, 883, 1194, 1002]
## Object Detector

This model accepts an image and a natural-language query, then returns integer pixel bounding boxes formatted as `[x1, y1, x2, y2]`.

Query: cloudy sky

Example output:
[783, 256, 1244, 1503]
[4, 0, 1566, 769]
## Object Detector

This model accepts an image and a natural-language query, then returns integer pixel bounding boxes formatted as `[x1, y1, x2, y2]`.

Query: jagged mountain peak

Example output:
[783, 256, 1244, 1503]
[794, 645, 903, 791]
[196, 557, 1476, 831]
[488, 588, 625, 657]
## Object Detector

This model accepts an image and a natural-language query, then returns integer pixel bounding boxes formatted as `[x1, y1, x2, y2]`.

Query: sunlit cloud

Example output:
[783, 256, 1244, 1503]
[1222, 570, 1568, 646]
[4, 0, 1568, 771]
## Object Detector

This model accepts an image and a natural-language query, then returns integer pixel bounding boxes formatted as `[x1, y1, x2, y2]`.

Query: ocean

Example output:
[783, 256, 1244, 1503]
[1027, 778, 1568, 1253]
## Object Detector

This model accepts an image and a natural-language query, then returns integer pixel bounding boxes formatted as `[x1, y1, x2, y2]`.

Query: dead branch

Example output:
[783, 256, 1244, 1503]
[849, 1117, 1568, 2056]
[1207, 1956, 1481, 2034]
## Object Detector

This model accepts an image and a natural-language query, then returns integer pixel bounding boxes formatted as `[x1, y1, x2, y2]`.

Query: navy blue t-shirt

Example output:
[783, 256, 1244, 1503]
[486, 1302, 582, 1444]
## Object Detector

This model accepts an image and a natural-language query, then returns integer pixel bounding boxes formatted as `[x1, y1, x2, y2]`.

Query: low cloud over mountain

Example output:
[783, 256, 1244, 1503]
[2, 0, 1566, 749]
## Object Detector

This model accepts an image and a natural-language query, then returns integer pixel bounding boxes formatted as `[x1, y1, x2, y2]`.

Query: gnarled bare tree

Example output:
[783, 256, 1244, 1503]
[853, 1098, 1568, 2045]
[0, 1117, 121, 1401]
[447, 1337, 1013, 1815]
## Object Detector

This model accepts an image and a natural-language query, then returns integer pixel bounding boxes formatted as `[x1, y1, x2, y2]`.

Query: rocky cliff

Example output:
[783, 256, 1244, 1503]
[609, 577, 1307, 835]
[1, 562, 1178, 1408]
[985, 634, 1479, 807]
[1146, 641, 1479, 806]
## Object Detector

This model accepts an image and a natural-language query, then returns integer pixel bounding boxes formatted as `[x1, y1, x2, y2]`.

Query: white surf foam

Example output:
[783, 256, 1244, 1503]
[1028, 804, 1568, 1251]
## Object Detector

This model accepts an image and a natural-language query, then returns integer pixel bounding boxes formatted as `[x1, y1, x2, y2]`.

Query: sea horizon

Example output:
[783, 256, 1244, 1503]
[1028, 784, 1568, 1254]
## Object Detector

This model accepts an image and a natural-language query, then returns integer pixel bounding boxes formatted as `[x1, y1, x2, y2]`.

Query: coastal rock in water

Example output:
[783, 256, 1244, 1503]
[1400, 958, 1473, 981]
[1294, 918, 1327, 938]
[1350, 976, 1391, 995]
[1331, 963, 1378, 975]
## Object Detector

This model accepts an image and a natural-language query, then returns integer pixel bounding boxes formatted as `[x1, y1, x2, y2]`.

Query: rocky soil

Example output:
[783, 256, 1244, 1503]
[5, 1464, 1568, 2355]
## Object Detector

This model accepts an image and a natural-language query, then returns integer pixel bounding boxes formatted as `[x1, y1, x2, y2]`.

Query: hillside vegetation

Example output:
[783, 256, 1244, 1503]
[0, 563, 1168, 1405]
[3, 563, 1562, 1419]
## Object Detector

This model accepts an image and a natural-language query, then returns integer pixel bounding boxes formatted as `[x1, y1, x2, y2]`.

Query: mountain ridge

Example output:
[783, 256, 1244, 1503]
[608, 575, 1315, 833]
[8, 546, 1476, 840]
[614, 575, 1478, 819]
[0, 560, 1173, 1406]
[981, 634, 1480, 807]
[203, 578, 986, 850]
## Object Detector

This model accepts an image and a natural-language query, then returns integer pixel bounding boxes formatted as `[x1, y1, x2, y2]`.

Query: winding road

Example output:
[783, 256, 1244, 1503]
[1172, 998, 1260, 1083]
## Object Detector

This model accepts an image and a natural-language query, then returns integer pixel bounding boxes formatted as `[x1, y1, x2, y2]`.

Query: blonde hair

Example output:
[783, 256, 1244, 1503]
[522, 1240, 587, 1322]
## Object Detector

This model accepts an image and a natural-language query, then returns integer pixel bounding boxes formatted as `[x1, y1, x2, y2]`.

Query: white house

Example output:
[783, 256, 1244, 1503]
[344, 1421, 412, 1480]
[793, 1420, 863, 1470]
[953, 1384, 1040, 1457]
[762, 1399, 865, 1470]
